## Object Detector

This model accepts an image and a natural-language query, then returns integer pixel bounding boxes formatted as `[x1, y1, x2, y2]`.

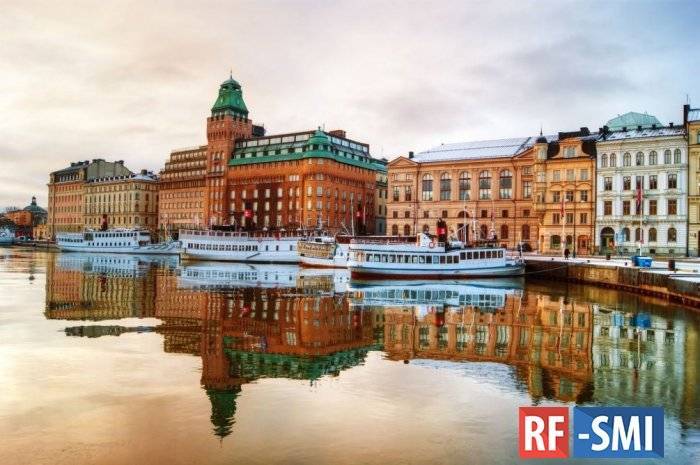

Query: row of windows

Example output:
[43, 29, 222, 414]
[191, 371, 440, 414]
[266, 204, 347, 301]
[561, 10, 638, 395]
[186, 242, 296, 252]
[418, 171, 523, 201]
[603, 174, 678, 191]
[602, 199, 679, 216]
[550, 213, 589, 225]
[600, 149, 682, 168]
[607, 227, 677, 243]
[388, 224, 533, 241]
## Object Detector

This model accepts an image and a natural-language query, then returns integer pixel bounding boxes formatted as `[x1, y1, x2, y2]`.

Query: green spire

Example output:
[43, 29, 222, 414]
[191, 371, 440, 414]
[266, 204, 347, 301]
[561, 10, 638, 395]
[211, 73, 249, 117]
[307, 127, 331, 152]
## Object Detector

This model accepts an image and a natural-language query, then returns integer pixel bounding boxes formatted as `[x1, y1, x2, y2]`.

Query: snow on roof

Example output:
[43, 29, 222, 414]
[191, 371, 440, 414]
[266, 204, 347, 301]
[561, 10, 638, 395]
[413, 135, 556, 163]
[688, 109, 700, 122]
[600, 126, 685, 142]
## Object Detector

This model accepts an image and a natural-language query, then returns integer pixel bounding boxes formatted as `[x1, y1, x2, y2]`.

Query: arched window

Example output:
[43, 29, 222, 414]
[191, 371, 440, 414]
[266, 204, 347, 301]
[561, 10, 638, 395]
[664, 149, 672, 164]
[610, 153, 617, 167]
[674, 148, 681, 164]
[403, 224, 411, 236]
[649, 151, 657, 165]
[479, 171, 492, 200]
[391, 224, 399, 236]
[421, 174, 433, 201]
[697, 132, 700, 144]
[550, 235, 561, 249]
[499, 170, 513, 199]
[623, 152, 631, 166]
[668, 227, 677, 242]
[601, 153, 608, 167]
[423, 224, 430, 233]
[439, 172, 451, 200]
[459, 172, 471, 200]
[479, 224, 488, 239]
[521, 224, 530, 240]
[622, 227, 630, 242]
[635, 151, 644, 166]
[648, 227, 657, 242]
[635, 227, 642, 243]
[500, 224, 509, 239]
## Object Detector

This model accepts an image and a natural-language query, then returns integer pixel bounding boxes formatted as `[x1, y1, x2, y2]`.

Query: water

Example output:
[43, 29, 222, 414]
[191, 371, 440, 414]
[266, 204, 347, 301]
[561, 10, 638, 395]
[0, 249, 698, 465]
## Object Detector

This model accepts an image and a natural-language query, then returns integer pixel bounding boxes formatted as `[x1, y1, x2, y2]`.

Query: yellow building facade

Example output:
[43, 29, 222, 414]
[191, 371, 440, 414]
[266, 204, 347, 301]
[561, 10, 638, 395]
[685, 105, 700, 256]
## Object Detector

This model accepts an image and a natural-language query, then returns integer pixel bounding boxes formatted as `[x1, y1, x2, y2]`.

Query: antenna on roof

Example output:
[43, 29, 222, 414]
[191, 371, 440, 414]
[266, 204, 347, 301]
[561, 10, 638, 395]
[229, 68, 233, 79]
[539, 124, 543, 136]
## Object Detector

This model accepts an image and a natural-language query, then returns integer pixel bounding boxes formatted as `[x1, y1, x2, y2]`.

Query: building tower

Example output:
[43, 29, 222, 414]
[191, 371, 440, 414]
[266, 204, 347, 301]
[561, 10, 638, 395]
[205, 74, 253, 226]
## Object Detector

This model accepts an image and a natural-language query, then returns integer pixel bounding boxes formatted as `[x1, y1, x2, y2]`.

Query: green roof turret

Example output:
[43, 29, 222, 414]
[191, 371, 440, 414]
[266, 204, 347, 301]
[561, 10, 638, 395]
[307, 127, 331, 151]
[211, 73, 248, 117]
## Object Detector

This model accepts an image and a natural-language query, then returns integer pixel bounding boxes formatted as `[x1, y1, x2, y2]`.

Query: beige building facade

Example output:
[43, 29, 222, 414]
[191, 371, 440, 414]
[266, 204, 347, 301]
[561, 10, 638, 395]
[686, 105, 700, 256]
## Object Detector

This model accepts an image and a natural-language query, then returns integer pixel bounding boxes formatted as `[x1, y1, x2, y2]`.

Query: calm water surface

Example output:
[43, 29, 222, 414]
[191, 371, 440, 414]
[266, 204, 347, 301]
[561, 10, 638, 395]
[0, 249, 698, 465]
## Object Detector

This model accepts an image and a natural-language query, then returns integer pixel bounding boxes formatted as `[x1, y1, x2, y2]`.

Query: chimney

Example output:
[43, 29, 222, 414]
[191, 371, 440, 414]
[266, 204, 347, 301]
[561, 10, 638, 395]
[328, 129, 346, 138]
[684, 104, 690, 126]
[622, 126, 627, 132]
[140, 169, 148, 175]
[670, 122, 674, 128]
[652, 123, 657, 129]
[408, 151, 414, 159]
[637, 125, 642, 131]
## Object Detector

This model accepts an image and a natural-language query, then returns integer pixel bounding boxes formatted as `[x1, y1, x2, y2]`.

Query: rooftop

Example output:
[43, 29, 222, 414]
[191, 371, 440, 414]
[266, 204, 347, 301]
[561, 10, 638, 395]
[413, 135, 557, 163]
[688, 109, 700, 122]
[606, 112, 661, 131]
[599, 126, 685, 142]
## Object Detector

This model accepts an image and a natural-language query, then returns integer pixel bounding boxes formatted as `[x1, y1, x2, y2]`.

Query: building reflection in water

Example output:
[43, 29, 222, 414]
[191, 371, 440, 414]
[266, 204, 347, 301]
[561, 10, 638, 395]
[44, 255, 699, 439]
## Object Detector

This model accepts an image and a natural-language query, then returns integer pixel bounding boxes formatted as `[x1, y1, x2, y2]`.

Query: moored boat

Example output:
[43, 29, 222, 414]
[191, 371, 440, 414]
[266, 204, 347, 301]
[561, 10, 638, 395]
[179, 229, 302, 263]
[298, 235, 351, 268]
[0, 227, 14, 246]
[56, 229, 180, 255]
[347, 220, 524, 279]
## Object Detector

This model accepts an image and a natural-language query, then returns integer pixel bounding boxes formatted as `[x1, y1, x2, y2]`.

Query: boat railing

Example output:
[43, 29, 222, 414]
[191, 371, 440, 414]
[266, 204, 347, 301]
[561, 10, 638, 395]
[350, 237, 421, 246]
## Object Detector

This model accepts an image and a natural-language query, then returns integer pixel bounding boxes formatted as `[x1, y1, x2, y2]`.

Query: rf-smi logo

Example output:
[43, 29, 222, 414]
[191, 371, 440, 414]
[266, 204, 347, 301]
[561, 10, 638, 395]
[519, 406, 664, 459]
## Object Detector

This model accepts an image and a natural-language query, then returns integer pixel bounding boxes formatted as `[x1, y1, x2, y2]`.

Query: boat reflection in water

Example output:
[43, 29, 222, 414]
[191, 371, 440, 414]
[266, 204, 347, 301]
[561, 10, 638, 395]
[350, 277, 596, 403]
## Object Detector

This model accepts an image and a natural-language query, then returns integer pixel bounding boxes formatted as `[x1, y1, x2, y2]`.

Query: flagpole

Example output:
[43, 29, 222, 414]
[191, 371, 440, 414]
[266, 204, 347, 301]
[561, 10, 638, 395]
[561, 193, 566, 258]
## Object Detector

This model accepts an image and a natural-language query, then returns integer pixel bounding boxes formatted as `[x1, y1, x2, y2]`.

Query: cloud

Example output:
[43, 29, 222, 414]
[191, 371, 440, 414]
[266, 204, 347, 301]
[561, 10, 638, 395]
[0, 0, 698, 208]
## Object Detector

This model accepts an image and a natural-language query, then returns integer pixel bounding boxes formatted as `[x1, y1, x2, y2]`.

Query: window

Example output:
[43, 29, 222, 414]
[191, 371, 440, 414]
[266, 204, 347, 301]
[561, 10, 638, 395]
[623, 152, 631, 166]
[500, 224, 509, 239]
[553, 213, 560, 224]
[668, 199, 677, 215]
[537, 171, 545, 182]
[523, 209, 530, 217]
[403, 225, 411, 236]
[553, 170, 561, 181]
[523, 181, 532, 199]
[649, 151, 657, 165]
[601, 153, 608, 167]
[421, 174, 433, 201]
[521, 224, 530, 240]
[668, 174, 677, 189]
[566, 212, 574, 224]
[604, 201, 612, 215]
[565, 190, 574, 202]
[580, 212, 588, 224]
[649, 175, 657, 190]
[697, 132, 700, 144]
[604, 177, 613, 191]
[610, 153, 617, 167]
[564, 147, 576, 158]
[623, 176, 631, 190]
[635, 175, 643, 190]
[392, 211, 398, 219]
[566, 169, 574, 181]
[550, 235, 561, 249]
[580, 169, 589, 181]
[392, 186, 400, 202]
[664, 150, 672, 164]
[635, 151, 644, 166]
[404, 186, 412, 201]
[622, 227, 630, 242]
[479, 171, 491, 199]
[635, 228, 643, 243]
[668, 227, 677, 242]
[481, 210, 488, 218]
[458, 172, 471, 200]
[648, 227, 657, 242]
[622, 200, 630, 215]
[579, 190, 588, 202]
[499, 170, 513, 199]
[391, 224, 399, 235]
[674, 149, 681, 164]
[440, 172, 451, 200]
[501, 209, 509, 218]
[552, 191, 561, 203]
[404, 210, 410, 219]
[649, 200, 657, 215]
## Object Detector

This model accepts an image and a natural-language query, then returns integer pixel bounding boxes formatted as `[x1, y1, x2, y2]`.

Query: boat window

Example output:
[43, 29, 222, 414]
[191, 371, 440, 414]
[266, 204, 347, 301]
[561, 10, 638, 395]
[460, 252, 466, 260]
[412, 256, 418, 263]
[480, 251, 485, 259]
[389, 255, 395, 263]
[419, 256, 425, 264]
[381, 254, 388, 262]
[440, 256, 446, 264]
[454, 255, 459, 263]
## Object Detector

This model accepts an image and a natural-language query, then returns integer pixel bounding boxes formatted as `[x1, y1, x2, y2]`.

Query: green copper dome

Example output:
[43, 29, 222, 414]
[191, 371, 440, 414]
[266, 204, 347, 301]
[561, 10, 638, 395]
[211, 74, 248, 117]
[307, 128, 331, 150]
[606, 112, 661, 131]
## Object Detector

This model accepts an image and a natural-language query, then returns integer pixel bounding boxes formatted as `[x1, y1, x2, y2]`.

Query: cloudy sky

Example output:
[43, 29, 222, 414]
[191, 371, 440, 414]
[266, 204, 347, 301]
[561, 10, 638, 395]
[1, 0, 698, 208]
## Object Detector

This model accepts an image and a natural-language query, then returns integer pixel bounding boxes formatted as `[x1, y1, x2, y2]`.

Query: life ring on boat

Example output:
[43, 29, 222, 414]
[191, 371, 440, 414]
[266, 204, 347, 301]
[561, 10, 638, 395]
[428, 239, 436, 249]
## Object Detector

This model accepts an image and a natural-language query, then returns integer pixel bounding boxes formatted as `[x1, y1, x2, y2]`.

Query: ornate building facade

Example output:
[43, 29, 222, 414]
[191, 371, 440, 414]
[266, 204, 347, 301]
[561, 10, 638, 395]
[158, 145, 207, 232]
[595, 112, 687, 256]
[534, 129, 597, 255]
[387, 138, 540, 250]
[685, 105, 700, 256]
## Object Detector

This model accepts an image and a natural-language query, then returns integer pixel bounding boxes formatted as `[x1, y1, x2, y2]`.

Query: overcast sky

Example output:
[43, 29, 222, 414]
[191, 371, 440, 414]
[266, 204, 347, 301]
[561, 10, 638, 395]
[1, 0, 698, 208]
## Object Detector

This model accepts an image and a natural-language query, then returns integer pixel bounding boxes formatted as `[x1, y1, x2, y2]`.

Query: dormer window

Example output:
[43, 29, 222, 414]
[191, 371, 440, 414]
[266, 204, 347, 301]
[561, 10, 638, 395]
[538, 148, 546, 160]
[564, 147, 576, 158]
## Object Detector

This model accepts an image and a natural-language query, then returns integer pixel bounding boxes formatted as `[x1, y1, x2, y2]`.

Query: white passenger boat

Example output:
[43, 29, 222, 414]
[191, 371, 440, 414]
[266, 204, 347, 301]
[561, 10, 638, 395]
[297, 235, 351, 268]
[56, 229, 181, 255]
[348, 221, 524, 280]
[0, 228, 14, 245]
[179, 229, 302, 263]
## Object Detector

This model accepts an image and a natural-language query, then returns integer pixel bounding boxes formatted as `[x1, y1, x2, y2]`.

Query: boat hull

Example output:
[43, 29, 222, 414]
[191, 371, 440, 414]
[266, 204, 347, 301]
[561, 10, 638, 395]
[57, 244, 181, 255]
[181, 250, 299, 263]
[349, 264, 525, 280]
[299, 255, 348, 268]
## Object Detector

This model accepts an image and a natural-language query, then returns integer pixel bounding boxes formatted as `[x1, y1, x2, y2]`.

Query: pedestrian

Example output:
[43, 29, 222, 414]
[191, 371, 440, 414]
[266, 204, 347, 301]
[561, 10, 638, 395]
[564, 248, 570, 260]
